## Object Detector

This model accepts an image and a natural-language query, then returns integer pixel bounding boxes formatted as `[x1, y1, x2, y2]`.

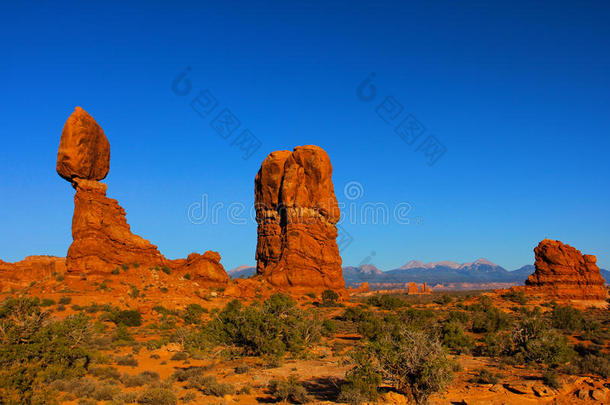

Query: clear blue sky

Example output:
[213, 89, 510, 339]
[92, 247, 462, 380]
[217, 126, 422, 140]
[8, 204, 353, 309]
[1, 1, 609, 271]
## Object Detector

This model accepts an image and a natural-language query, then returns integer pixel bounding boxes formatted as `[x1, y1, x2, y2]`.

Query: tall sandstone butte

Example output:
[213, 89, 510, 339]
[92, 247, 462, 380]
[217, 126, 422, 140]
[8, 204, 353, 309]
[57, 107, 228, 283]
[525, 239, 607, 300]
[255, 145, 345, 290]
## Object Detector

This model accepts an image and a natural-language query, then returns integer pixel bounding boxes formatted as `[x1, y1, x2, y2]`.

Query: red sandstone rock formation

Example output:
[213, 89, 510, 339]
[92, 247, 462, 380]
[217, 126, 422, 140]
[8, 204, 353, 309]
[255, 145, 344, 290]
[525, 239, 607, 300]
[0, 256, 66, 290]
[67, 178, 166, 274]
[169, 251, 229, 284]
[407, 282, 420, 294]
[56, 107, 228, 283]
[57, 107, 110, 183]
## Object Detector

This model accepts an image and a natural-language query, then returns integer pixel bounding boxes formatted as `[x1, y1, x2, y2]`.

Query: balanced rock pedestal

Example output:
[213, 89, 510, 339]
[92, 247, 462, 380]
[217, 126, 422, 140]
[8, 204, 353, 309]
[67, 178, 166, 274]
[255, 145, 345, 290]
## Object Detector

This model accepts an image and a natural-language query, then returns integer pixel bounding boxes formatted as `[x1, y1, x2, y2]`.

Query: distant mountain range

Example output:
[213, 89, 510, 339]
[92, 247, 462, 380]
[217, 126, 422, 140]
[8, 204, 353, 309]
[229, 258, 610, 289]
[227, 265, 256, 279]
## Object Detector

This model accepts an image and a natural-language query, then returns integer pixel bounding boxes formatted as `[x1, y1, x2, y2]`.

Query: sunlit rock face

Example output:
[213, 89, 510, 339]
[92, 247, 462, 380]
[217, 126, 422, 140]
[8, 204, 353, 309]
[525, 239, 607, 300]
[255, 145, 345, 290]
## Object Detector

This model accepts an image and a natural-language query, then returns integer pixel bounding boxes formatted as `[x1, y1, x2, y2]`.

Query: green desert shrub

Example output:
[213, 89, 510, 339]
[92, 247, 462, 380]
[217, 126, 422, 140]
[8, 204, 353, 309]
[471, 304, 511, 333]
[501, 290, 528, 305]
[480, 331, 512, 357]
[433, 294, 453, 305]
[111, 309, 142, 327]
[40, 298, 56, 307]
[268, 375, 310, 404]
[206, 294, 321, 357]
[511, 318, 575, 366]
[170, 352, 188, 361]
[115, 354, 138, 367]
[321, 289, 340, 306]
[366, 294, 407, 310]
[0, 298, 95, 404]
[88, 366, 121, 381]
[121, 371, 160, 387]
[441, 321, 475, 354]
[472, 368, 502, 384]
[136, 386, 177, 405]
[322, 319, 338, 337]
[398, 308, 438, 330]
[188, 375, 235, 396]
[181, 304, 206, 325]
[58, 296, 72, 305]
[356, 326, 454, 404]
[550, 305, 584, 331]
[339, 349, 381, 404]
[563, 344, 610, 378]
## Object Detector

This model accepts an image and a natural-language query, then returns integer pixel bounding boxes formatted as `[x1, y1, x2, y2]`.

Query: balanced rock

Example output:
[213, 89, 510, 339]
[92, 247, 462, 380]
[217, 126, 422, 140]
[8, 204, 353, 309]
[255, 145, 344, 290]
[57, 107, 228, 283]
[57, 107, 110, 183]
[525, 239, 607, 300]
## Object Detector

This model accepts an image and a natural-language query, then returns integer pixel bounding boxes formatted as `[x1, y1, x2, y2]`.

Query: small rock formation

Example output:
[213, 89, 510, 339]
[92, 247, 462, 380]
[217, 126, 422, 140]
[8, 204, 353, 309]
[0, 256, 66, 289]
[255, 145, 344, 290]
[57, 107, 229, 283]
[407, 281, 420, 294]
[525, 239, 607, 300]
[170, 251, 229, 284]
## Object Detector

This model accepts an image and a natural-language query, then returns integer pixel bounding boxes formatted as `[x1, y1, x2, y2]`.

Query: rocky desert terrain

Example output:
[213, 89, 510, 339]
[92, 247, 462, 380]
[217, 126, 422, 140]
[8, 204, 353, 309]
[0, 107, 608, 405]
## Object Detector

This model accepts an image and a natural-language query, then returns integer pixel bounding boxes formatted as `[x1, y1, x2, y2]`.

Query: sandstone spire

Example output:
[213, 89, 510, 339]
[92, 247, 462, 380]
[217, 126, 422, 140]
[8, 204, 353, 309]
[255, 145, 345, 290]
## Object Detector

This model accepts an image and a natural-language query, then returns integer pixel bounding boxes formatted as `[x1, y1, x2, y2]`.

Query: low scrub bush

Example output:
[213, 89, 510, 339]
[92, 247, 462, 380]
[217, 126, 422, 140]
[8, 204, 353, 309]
[321, 289, 340, 306]
[501, 290, 528, 305]
[550, 305, 584, 332]
[115, 354, 138, 367]
[0, 298, 95, 404]
[348, 326, 454, 404]
[181, 304, 206, 325]
[187, 375, 235, 396]
[472, 369, 502, 384]
[366, 294, 407, 310]
[441, 321, 475, 354]
[206, 294, 321, 357]
[111, 309, 142, 327]
[268, 375, 310, 404]
[136, 386, 177, 405]
[339, 349, 381, 404]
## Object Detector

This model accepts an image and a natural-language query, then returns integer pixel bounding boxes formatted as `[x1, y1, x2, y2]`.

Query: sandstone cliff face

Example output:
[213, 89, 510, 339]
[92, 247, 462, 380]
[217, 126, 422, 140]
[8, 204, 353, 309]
[525, 239, 607, 300]
[255, 146, 344, 290]
[56, 107, 228, 283]
[0, 256, 66, 281]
